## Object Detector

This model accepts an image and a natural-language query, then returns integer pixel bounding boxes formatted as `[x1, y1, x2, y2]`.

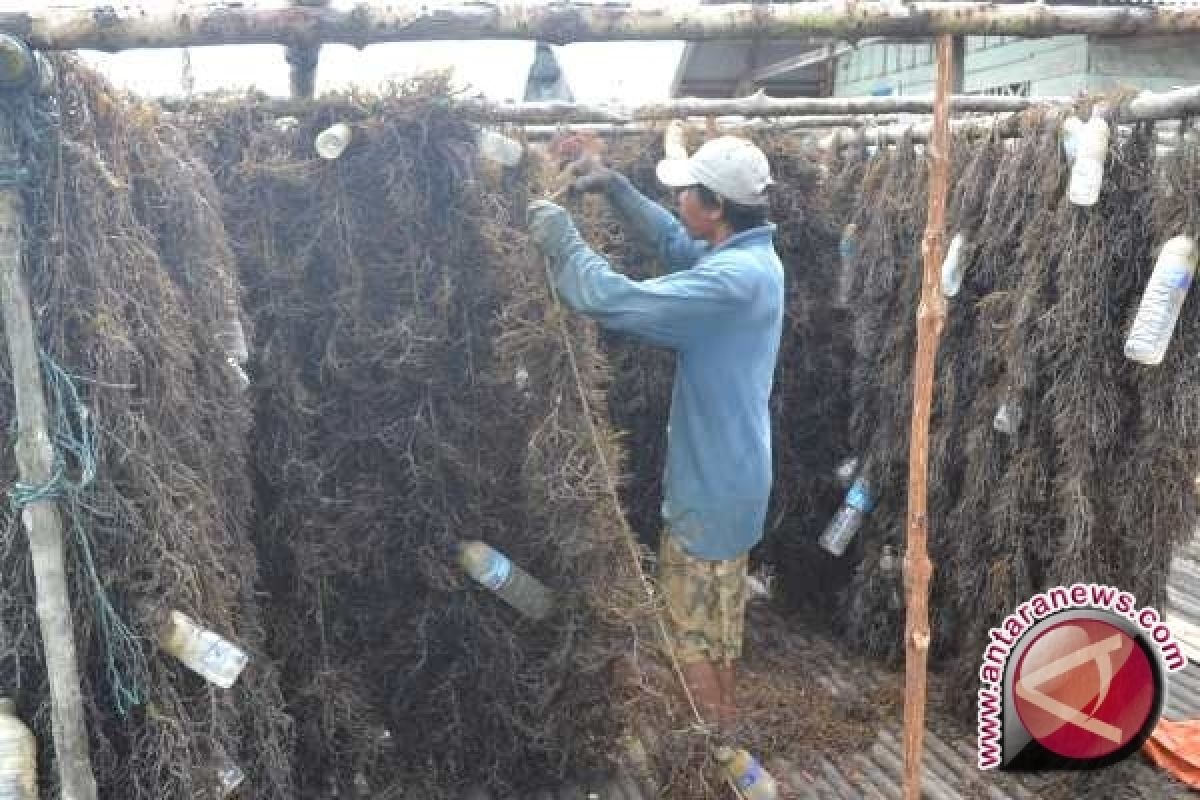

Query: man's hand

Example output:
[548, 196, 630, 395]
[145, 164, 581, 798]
[527, 200, 577, 262]
[565, 154, 618, 195]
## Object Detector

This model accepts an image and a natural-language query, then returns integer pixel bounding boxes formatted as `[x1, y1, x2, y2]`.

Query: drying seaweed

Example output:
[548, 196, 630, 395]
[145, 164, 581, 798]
[0, 56, 293, 799]
[186, 83, 654, 798]
[828, 115, 1200, 759]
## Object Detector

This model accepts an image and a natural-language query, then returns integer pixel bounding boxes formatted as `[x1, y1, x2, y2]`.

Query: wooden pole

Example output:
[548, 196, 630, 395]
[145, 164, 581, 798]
[16, 2, 1200, 51]
[902, 33, 953, 800]
[821, 83, 1200, 148]
[285, 0, 327, 99]
[0, 95, 99, 800]
[463, 92, 1062, 124]
[520, 115, 906, 139]
[160, 84, 1200, 128]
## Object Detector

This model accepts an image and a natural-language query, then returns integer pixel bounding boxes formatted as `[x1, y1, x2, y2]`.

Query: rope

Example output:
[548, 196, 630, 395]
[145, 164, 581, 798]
[541, 253, 751, 799]
[8, 351, 145, 716]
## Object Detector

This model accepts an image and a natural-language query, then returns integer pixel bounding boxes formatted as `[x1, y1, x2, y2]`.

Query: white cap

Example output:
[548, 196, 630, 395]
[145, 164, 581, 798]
[655, 136, 773, 207]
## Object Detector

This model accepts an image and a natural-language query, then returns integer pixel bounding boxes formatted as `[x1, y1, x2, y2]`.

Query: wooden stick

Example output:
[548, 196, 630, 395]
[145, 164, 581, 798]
[903, 32, 953, 800]
[520, 115, 906, 139]
[822, 84, 1200, 147]
[158, 84, 1200, 128]
[0, 108, 99, 799]
[463, 92, 1063, 124]
[17, 2, 1200, 51]
[285, 0, 328, 100]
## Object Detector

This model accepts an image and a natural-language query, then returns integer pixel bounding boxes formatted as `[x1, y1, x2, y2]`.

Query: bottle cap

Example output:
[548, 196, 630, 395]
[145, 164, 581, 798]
[714, 745, 735, 763]
[0, 698, 14, 715]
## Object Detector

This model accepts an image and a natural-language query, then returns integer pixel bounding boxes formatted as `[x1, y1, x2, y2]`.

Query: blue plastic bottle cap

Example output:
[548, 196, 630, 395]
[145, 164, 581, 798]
[847, 480, 875, 513]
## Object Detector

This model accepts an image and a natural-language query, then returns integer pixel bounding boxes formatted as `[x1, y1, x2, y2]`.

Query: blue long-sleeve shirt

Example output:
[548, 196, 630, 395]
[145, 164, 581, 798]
[551, 177, 785, 560]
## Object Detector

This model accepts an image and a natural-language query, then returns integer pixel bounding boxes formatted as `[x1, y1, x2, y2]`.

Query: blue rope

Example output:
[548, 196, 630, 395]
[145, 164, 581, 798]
[7, 351, 145, 716]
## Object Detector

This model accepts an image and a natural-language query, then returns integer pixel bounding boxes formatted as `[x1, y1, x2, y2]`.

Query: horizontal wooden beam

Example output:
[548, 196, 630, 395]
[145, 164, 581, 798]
[14, 3, 1200, 52]
[521, 114, 905, 139]
[463, 92, 1065, 124]
[822, 85, 1200, 147]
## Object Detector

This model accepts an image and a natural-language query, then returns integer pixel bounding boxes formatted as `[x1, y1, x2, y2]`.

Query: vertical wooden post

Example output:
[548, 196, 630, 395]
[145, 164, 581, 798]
[0, 90, 99, 799]
[286, 0, 327, 99]
[902, 33, 954, 800]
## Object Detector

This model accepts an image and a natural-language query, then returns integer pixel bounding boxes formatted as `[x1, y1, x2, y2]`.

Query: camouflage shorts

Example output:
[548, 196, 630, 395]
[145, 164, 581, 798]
[657, 533, 748, 665]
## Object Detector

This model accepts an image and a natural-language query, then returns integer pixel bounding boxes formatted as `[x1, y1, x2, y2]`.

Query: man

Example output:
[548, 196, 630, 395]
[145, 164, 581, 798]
[526, 136, 784, 732]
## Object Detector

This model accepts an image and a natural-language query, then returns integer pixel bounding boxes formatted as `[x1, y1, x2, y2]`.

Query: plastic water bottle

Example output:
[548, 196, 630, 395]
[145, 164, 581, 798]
[315, 123, 352, 160]
[159, 610, 250, 689]
[1061, 115, 1083, 164]
[212, 754, 245, 798]
[1125, 236, 1198, 365]
[819, 477, 876, 557]
[993, 390, 1023, 436]
[478, 130, 524, 168]
[664, 119, 689, 161]
[225, 358, 251, 392]
[0, 698, 36, 800]
[834, 457, 859, 489]
[458, 541, 554, 621]
[715, 746, 778, 800]
[1068, 114, 1110, 207]
[879, 545, 899, 574]
[940, 232, 967, 297]
[836, 224, 858, 307]
[216, 317, 249, 366]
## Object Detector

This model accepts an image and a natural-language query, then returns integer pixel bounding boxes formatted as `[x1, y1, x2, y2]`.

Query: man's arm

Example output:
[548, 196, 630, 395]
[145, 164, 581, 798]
[605, 175, 709, 273]
[529, 212, 743, 349]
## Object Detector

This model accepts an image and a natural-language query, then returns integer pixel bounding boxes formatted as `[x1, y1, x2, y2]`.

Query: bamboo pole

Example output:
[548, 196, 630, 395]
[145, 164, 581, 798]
[157, 84, 1200, 128]
[464, 92, 1063, 124]
[520, 115, 906, 139]
[902, 33, 953, 800]
[821, 84, 1200, 148]
[0, 84, 99, 800]
[17, 2, 1200, 51]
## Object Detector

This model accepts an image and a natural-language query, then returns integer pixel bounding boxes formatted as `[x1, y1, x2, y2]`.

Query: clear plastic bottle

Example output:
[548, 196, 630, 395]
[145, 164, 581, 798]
[0, 698, 36, 800]
[836, 224, 858, 307]
[226, 357, 251, 392]
[457, 541, 554, 621]
[663, 120, 689, 161]
[315, 123, 352, 160]
[478, 130, 524, 168]
[216, 316, 249, 367]
[1068, 114, 1110, 207]
[819, 477, 876, 557]
[940, 232, 967, 297]
[159, 610, 250, 689]
[993, 392, 1023, 436]
[212, 753, 245, 799]
[715, 746, 779, 800]
[878, 545, 899, 574]
[1124, 236, 1198, 366]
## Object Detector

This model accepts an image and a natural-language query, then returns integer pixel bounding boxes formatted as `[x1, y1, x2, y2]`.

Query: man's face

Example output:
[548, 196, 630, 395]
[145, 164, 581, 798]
[677, 186, 723, 240]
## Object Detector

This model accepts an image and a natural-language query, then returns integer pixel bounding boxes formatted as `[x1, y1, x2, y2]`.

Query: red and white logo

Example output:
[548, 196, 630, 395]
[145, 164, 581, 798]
[977, 584, 1183, 771]
[1012, 618, 1157, 761]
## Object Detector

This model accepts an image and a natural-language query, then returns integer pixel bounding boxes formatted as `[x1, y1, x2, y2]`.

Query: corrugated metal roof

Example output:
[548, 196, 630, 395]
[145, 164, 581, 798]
[1167, 535, 1200, 665]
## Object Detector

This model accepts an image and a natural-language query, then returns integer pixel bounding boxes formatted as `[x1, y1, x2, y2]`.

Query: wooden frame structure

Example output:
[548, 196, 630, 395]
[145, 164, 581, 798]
[4, 4, 1200, 798]
[16, 3, 1200, 51]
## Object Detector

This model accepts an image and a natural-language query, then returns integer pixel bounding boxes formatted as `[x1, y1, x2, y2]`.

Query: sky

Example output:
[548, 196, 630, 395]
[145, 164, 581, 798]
[29, 1, 689, 104]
